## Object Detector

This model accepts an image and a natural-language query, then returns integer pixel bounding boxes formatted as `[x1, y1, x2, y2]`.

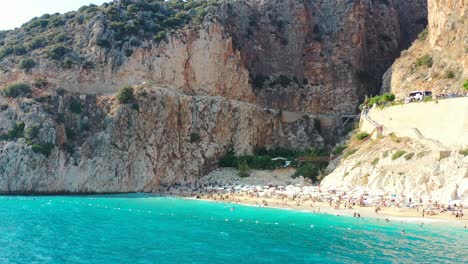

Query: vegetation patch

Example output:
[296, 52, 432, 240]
[0, 0, 219, 65]
[416, 54, 433, 68]
[463, 79, 468, 91]
[2, 83, 32, 98]
[293, 162, 323, 181]
[19, 58, 36, 72]
[352, 161, 362, 170]
[460, 148, 468, 157]
[392, 150, 407, 160]
[417, 151, 429, 158]
[389, 133, 402, 143]
[219, 147, 328, 182]
[355, 132, 370, 141]
[189, 132, 201, 143]
[371, 158, 379, 166]
[237, 159, 250, 178]
[33, 78, 48, 88]
[25, 125, 39, 140]
[117, 86, 135, 104]
[47, 45, 70, 60]
[404, 152, 414, 160]
[31, 143, 55, 157]
[418, 28, 428, 41]
[383, 150, 389, 158]
[65, 128, 76, 140]
[0, 123, 25, 141]
[69, 99, 82, 114]
[343, 149, 358, 159]
[333, 145, 347, 156]
[362, 93, 395, 108]
[444, 70, 455, 79]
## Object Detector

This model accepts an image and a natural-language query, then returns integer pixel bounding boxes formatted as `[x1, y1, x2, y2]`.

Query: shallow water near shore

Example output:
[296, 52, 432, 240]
[0, 194, 467, 263]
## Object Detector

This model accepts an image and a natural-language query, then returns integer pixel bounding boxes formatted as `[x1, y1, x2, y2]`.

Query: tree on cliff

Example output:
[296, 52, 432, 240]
[238, 159, 250, 178]
[117, 86, 135, 104]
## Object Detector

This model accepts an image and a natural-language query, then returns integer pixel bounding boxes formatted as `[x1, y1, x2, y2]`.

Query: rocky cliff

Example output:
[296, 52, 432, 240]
[0, 0, 427, 113]
[384, 0, 467, 97]
[321, 135, 468, 204]
[0, 0, 431, 193]
[322, 0, 468, 204]
[0, 86, 323, 193]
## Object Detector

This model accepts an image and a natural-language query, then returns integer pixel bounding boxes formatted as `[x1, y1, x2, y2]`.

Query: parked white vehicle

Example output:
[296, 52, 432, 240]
[404, 91, 432, 103]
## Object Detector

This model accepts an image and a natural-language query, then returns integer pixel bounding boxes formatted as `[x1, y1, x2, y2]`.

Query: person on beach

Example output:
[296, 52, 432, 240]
[375, 206, 381, 214]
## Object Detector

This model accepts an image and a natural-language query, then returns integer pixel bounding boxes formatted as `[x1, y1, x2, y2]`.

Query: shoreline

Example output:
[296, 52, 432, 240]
[177, 193, 468, 228]
[196, 195, 467, 228]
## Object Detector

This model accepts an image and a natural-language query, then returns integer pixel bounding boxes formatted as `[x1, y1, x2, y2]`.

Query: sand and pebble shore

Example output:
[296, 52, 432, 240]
[158, 168, 468, 228]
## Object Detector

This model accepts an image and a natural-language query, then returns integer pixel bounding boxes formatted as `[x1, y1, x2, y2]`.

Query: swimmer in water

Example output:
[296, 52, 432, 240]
[401, 229, 405, 234]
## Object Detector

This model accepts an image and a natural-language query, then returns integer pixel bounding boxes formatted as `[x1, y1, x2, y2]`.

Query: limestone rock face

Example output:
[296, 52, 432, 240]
[0, 0, 427, 115]
[0, 23, 254, 102]
[0, 87, 322, 193]
[0, 0, 434, 193]
[387, 0, 467, 98]
[221, 0, 428, 114]
[321, 137, 468, 204]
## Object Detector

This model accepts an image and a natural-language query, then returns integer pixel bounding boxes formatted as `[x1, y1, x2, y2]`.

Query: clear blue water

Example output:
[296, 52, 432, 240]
[0, 195, 466, 264]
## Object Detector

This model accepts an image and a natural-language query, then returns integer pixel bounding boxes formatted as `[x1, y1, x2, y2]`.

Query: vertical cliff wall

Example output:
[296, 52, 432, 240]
[0, 0, 433, 193]
[386, 0, 467, 98]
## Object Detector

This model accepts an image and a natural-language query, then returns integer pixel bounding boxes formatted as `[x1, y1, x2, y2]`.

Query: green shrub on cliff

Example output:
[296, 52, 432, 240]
[333, 145, 347, 156]
[404, 152, 414, 160]
[418, 28, 428, 41]
[31, 143, 54, 157]
[25, 125, 39, 140]
[69, 99, 82, 114]
[189, 133, 201, 143]
[355, 132, 370, 141]
[343, 149, 358, 159]
[2, 83, 32, 98]
[47, 45, 70, 60]
[365, 93, 395, 108]
[117, 86, 135, 104]
[460, 148, 468, 156]
[392, 150, 407, 160]
[0, 123, 25, 141]
[463, 79, 468, 91]
[19, 58, 37, 72]
[219, 151, 237, 167]
[237, 159, 250, 178]
[293, 162, 321, 182]
[416, 54, 433, 68]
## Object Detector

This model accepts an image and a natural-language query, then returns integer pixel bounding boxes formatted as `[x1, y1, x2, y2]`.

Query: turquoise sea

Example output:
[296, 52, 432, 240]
[0, 195, 466, 264]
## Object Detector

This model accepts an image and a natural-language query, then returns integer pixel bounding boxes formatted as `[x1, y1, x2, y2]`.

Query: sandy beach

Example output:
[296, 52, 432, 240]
[158, 168, 468, 228]
[197, 194, 468, 228]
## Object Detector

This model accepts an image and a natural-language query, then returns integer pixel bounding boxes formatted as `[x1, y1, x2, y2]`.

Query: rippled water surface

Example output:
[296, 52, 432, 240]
[0, 195, 466, 263]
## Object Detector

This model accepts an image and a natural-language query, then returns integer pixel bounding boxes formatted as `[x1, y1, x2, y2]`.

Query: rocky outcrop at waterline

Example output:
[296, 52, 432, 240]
[0, 86, 322, 193]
